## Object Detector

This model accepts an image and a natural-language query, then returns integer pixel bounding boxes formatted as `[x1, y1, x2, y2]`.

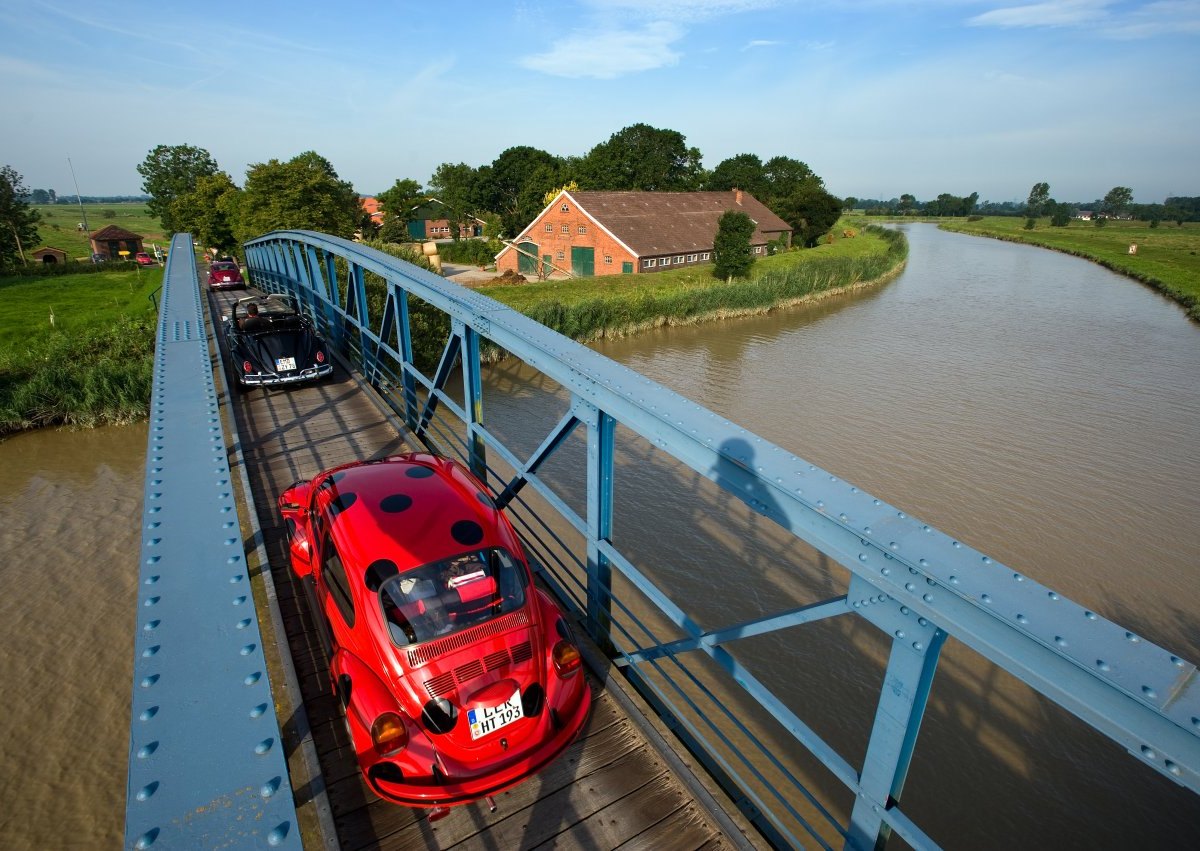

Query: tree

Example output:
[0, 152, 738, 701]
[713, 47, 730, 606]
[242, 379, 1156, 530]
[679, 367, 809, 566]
[898, 194, 916, 215]
[1026, 182, 1050, 219]
[378, 178, 425, 220]
[171, 172, 240, 251]
[775, 184, 842, 246]
[30, 188, 49, 204]
[579, 123, 703, 192]
[707, 154, 768, 198]
[234, 151, 361, 244]
[1049, 201, 1071, 227]
[1103, 186, 1133, 218]
[762, 156, 820, 202]
[137, 144, 220, 232]
[712, 210, 756, 280]
[484, 146, 563, 237]
[0, 165, 41, 268]
[843, 197, 858, 211]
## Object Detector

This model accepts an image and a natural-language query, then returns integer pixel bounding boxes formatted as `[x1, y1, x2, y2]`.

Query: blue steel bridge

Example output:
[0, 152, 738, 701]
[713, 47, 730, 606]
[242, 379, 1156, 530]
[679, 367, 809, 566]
[126, 232, 1200, 850]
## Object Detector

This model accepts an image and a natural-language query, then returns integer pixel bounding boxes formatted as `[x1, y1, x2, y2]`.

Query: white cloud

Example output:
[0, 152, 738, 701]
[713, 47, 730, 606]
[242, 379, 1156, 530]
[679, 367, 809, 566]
[519, 22, 684, 78]
[968, 0, 1115, 29]
[1100, 0, 1200, 38]
[742, 39, 783, 49]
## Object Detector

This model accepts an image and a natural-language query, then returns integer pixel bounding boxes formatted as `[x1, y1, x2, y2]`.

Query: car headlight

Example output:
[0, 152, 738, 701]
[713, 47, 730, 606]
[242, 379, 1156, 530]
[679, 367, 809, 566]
[370, 712, 409, 756]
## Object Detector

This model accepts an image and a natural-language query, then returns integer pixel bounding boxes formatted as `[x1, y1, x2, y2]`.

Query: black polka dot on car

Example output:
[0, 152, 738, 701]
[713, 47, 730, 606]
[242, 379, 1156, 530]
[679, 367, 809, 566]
[451, 520, 484, 545]
[365, 559, 399, 591]
[329, 492, 357, 516]
[406, 466, 435, 479]
[380, 493, 414, 513]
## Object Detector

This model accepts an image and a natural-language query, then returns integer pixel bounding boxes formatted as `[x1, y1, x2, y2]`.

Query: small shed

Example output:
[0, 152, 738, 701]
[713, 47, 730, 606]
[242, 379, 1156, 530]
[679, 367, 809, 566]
[31, 246, 69, 265]
[89, 225, 145, 260]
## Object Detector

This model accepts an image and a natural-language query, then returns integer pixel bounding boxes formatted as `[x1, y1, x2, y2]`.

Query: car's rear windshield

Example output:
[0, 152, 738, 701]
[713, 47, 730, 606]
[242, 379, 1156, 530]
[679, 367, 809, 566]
[379, 548, 528, 646]
[212, 262, 238, 271]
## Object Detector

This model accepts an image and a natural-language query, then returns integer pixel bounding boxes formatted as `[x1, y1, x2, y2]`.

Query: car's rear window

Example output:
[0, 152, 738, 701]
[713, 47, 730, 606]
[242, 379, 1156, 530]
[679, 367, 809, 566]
[212, 262, 238, 272]
[379, 548, 528, 646]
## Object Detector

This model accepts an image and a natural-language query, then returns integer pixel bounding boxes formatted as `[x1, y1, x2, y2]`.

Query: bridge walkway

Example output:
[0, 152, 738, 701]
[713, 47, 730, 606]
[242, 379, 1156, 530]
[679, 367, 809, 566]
[205, 288, 746, 850]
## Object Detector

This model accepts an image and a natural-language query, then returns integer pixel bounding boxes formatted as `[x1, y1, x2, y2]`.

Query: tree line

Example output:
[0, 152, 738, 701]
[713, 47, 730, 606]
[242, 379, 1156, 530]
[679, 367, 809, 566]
[133, 124, 844, 257]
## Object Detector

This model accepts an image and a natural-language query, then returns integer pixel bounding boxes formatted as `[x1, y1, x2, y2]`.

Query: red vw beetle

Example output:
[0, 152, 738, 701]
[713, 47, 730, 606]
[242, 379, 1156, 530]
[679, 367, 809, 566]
[278, 453, 590, 813]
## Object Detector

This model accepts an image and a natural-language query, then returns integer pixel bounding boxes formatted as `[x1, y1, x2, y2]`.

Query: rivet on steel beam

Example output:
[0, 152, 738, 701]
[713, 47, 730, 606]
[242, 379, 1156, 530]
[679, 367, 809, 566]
[143, 596, 160, 607]
[982, 594, 992, 604]
[261, 776, 282, 798]
[144, 575, 159, 584]
[1143, 686, 1157, 699]
[241, 644, 257, 656]
[230, 574, 245, 583]
[134, 827, 159, 848]
[237, 618, 252, 629]
[136, 741, 158, 758]
[139, 706, 158, 721]
[1141, 745, 1157, 760]
[142, 645, 160, 658]
[250, 703, 268, 718]
[255, 738, 274, 754]
[143, 620, 160, 631]
[136, 781, 159, 801]
[233, 596, 247, 606]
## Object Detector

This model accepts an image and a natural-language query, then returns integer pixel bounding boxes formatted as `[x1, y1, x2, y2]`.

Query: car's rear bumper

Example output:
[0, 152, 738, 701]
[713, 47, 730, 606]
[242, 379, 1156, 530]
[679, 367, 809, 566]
[241, 364, 333, 386]
[209, 281, 245, 290]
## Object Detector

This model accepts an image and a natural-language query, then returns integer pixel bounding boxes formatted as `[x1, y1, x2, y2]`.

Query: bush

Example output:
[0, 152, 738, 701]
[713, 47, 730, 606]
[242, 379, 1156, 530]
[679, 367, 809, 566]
[0, 259, 138, 278]
[438, 239, 502, 265]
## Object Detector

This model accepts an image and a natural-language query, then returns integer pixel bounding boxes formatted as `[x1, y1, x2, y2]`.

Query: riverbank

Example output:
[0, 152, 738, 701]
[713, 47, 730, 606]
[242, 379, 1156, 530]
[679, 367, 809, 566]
[938, 216, 1200, 322]
[0, 268, 159, 435]
[478, 224, 907, 344]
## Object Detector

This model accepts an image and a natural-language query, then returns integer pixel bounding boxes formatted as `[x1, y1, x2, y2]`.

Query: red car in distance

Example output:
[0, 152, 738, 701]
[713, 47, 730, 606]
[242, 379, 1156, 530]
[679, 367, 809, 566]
[207, 260, 244, 289]
[135, 251, 155, 266]
[278, 453, 591, 814]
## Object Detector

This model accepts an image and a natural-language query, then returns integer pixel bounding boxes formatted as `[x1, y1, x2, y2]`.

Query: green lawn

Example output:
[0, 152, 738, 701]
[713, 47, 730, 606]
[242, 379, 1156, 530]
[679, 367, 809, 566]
[939, 216, 1200, 320]
[29, 202, 168, 260]
[0, 267, 162, 349]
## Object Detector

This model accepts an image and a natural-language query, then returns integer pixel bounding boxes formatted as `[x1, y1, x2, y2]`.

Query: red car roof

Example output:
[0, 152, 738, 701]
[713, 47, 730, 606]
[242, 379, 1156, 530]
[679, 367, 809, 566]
[314, 454, 519, 576]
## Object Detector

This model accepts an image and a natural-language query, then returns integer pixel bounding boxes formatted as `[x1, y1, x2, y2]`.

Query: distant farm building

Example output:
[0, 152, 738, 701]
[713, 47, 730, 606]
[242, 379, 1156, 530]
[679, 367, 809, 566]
[408, 198, 485, 240]
[31, 246, 69, 265]
[89, 225, 145, 260]
[496, 189, 792, 278]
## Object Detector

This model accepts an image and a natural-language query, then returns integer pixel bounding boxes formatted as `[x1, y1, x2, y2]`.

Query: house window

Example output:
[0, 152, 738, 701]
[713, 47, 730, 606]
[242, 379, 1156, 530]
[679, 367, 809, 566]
[578, 225, 587, 234]
[561, 224, 569, 234]
[701, 252, 710, 260]
[644, 258, 656, 268]
[687, 254, 697, 262]
[754, 246, 763, 254]
[544, 223, 553, 232]
[674, 255, 684, 264]
[661, 257, 671, 266]
[561, 204, 569, 212]
[556, 250, 565, 260]
[604, 255, 612, 264]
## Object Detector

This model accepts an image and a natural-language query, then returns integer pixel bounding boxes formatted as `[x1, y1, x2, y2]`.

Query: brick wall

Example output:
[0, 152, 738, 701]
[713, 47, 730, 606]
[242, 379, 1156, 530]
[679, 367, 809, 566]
[498, 201, 637, 276]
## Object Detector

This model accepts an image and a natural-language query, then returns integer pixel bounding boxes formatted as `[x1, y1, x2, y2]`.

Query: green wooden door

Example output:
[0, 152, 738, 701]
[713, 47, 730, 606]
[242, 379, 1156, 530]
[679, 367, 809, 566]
[621, 261, 633, 274]
[517, 242, 538, 275]
[571, 246, 595, 277]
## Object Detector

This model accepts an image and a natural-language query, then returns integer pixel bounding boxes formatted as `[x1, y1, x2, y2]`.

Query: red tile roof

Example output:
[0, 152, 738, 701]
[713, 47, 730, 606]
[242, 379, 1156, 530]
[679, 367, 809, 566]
[89, 224, 143, 240]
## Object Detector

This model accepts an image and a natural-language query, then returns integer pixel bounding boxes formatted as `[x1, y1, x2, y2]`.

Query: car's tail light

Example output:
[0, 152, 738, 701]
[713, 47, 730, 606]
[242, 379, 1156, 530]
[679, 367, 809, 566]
[371, 712, 408, 756]
[315, 350, 325, 364]
[552, 641, 582, 677]
[242, 361, 252, 373]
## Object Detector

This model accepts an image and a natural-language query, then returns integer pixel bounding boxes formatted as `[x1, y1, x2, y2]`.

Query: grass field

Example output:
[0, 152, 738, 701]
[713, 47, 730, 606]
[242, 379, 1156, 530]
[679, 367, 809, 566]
[29, 202, 168, 260]
[939, 216, 1200, 321]
[0, 266, 161, 434]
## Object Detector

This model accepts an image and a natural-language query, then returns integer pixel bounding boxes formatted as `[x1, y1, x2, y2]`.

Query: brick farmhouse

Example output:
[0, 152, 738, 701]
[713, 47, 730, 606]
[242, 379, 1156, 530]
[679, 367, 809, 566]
[495, 189, 792, 278]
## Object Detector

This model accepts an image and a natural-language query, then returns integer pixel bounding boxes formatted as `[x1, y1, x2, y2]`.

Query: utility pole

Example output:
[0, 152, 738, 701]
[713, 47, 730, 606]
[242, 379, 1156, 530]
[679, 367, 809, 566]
[68, 157, 91, 258]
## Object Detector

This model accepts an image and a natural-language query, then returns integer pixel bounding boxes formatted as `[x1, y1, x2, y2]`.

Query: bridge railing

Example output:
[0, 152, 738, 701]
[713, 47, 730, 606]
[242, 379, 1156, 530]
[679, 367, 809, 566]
[125, 234, 300, 849]
[244, 231, 1199, 850]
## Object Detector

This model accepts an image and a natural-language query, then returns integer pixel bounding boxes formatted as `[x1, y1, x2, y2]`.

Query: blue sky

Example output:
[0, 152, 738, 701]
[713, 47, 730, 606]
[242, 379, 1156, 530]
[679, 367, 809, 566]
[2, 0, 1197, 204]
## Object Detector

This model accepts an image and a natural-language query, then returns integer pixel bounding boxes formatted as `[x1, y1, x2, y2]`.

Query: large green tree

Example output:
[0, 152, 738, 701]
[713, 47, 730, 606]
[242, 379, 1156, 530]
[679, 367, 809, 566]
[377, 178, 425, 219]
[234, 152, 360, 243]
[707, 153, 768, 199]
[579, 123, 703, 192]
[171, 172, 240, 251]
[1103, 186, 1133, 217]
[137, 144, 220, 233]
[486, 146, 564, 237]
[776, 184, 842, 247]
[712, 210, 756, 280]
[0, 165, 41, 268]
[762, 156, 820, 205]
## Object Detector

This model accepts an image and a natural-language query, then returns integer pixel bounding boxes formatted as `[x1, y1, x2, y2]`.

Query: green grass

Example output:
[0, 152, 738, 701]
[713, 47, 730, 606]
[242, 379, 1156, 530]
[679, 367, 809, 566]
[939, 216, 1200, 321]
[29, 202, 168, 260]
[477, 222, 905, 341]
[0, 267, 160, 434]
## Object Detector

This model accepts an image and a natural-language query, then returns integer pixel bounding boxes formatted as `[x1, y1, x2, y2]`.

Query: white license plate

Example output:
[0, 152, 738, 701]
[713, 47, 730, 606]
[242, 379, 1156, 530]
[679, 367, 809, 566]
[275, 357, 297, 371]
[468, 689, 523, 740]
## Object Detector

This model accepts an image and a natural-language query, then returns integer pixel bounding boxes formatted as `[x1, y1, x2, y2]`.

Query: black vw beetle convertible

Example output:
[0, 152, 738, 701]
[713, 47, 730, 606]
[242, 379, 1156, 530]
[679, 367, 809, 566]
[222, 294, 333, 389]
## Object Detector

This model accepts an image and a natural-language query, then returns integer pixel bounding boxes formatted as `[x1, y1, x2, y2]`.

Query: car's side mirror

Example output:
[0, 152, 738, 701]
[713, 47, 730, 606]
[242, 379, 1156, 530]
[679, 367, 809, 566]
[279, 481, 315, 576]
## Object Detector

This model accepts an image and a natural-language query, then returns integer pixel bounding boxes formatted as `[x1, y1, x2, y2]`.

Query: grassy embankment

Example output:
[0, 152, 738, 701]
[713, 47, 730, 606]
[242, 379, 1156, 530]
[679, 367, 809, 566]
[0, 265, 161, 435]
[939, 216, 1200, 322]
[477, 222, 907, 343]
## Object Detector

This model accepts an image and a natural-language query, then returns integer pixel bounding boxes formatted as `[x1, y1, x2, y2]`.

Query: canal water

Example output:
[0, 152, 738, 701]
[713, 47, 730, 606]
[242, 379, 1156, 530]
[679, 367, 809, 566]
[0, 423, 146, 848]
[3, 223, 1198, 848]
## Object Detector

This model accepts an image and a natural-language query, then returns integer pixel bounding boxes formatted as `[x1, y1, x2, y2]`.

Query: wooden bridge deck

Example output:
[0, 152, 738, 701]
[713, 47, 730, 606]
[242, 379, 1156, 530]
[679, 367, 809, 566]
[206, 288, 748, 851]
